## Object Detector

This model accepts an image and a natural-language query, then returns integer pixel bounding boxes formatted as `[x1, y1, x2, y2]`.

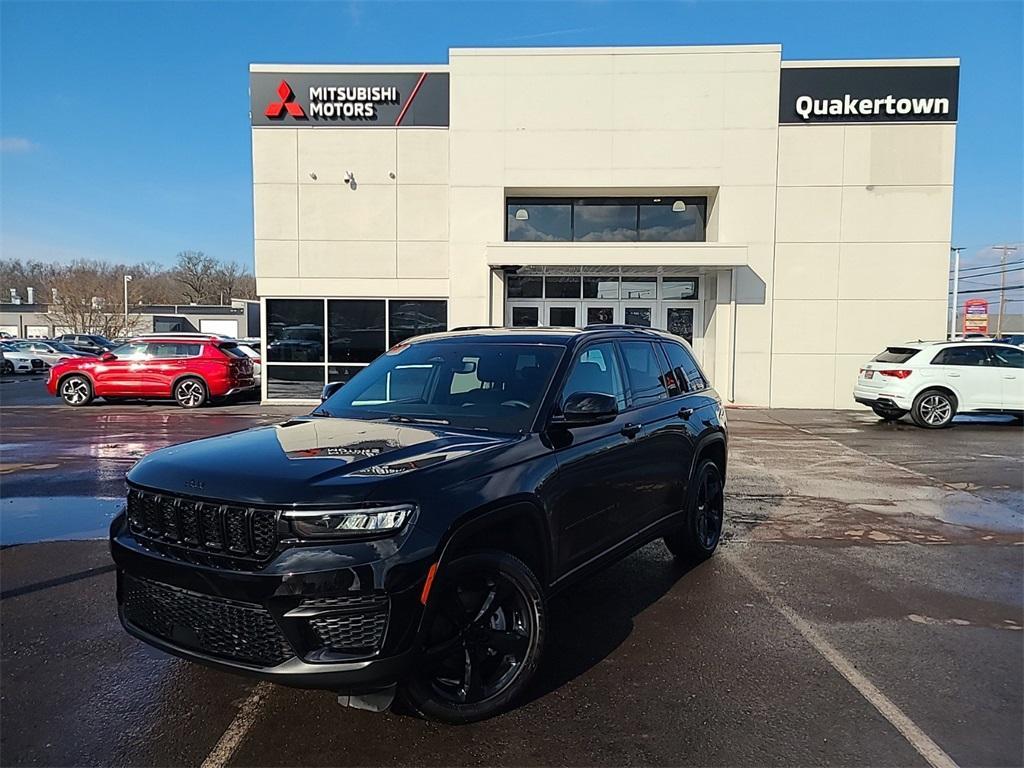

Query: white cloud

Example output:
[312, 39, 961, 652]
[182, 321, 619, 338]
[0, 137, 39, 154]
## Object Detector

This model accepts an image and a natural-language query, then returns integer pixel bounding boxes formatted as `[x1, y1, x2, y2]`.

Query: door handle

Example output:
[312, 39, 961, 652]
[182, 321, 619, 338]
[677, 407, 695, 420]
[620, 423, 642, 438]
[948, 373, 961, 378]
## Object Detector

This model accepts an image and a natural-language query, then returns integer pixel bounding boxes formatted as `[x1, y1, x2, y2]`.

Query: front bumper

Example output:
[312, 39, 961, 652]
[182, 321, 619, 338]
[111, 515, 432, 693]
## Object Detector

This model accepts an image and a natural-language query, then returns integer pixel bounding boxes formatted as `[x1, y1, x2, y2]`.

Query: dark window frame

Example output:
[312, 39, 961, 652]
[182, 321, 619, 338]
[506, 196, 708, 243]
[616, 339, 670, 408]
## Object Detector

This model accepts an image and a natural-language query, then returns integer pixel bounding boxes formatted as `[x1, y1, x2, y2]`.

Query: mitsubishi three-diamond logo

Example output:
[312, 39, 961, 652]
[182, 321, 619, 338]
[264, 80, 305, 119]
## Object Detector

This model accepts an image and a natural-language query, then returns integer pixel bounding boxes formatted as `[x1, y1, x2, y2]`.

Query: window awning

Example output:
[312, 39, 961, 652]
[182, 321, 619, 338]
[486, 242, 748, 269]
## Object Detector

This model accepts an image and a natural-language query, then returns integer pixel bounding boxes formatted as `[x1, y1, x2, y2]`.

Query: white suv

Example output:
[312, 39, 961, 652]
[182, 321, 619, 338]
[854, 341, 1024, 428]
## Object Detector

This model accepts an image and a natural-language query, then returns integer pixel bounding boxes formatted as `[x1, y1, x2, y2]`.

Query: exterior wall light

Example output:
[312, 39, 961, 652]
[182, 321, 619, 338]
[672, 200, 687, 212]
[515, 208, 529, 221]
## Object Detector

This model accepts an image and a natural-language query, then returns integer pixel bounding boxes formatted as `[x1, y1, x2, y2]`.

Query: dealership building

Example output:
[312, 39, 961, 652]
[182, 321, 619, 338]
[249, 44, 959, 406]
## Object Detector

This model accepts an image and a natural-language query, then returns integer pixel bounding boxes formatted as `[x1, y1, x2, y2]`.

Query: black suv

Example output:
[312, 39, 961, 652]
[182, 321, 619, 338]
[112, 327, 727, 723]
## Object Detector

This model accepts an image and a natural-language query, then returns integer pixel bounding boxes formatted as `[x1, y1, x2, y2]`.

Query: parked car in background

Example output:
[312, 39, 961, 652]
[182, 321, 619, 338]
[854, 341, 1024, 427]
[55, 334, 116, 355]
[9, 340, 95, 367]
[110, 326, 727, 723]
[994, 334, 1024, 348]
[0, 343, 47, 375]
[46, 336, 255, 408]
[235, 343, 262, 382]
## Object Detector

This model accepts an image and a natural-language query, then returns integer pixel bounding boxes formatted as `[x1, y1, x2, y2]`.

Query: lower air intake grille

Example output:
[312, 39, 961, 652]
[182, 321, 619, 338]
[303, 595, 389, 653]
[123, 575, 293, 667]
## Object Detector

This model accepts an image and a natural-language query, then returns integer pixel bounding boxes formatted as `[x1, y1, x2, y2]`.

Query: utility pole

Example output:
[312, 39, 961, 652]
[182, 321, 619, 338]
[993, 245, 1018, 337]
[123, 274, 133, 333]
[949, 246, 965, 339]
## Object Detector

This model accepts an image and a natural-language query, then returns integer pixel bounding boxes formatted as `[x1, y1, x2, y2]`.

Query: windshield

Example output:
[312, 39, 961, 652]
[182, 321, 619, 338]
[52, 342, 79, 354]
[317, 342, 564, 433]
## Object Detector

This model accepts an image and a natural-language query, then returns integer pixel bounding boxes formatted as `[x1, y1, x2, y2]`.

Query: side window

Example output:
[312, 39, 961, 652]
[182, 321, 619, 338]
[560, 342, 627, 411]
[661, 341, 707, 394]
[619, 341, 669, 407]
[148, 343, 182, 359]
[932, 346, 992, 366]
[111, 342, 150, 360]
[990, 347, 1024, 369]
[180, 343, 202, 357]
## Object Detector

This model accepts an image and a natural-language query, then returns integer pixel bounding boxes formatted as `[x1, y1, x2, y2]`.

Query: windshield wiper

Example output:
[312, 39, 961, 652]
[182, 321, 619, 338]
[387, 414, 450, 425]
[309, 408, 333, 418]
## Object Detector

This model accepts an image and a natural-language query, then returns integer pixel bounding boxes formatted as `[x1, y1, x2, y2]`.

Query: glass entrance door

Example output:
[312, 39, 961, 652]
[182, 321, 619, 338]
[508, 302, 542, 327]
[583, 302, 617, 327]
[662, 301, 702, 361]
[622, 303, 656, 328]
[544, 302, 581, 327]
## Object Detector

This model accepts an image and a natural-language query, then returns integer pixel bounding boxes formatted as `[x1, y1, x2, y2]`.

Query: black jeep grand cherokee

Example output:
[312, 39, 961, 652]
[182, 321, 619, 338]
[112, 327, 727, 723]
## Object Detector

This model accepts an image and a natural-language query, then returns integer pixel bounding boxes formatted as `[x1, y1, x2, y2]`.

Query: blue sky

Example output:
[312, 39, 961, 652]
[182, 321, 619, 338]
[1, 0, 1021, 291]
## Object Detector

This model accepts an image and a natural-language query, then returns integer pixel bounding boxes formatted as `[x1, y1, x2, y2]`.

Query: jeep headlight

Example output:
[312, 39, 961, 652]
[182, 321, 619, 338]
[285, 504, 414, 538]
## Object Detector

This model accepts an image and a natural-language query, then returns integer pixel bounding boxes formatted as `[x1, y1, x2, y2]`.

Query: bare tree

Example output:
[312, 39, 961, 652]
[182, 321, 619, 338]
[43, 260, 144, 337]
[174, 250, 218, 304]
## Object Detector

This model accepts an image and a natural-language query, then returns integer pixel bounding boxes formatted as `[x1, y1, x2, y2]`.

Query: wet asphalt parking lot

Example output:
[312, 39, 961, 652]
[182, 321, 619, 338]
[1, 374, 1022, 767]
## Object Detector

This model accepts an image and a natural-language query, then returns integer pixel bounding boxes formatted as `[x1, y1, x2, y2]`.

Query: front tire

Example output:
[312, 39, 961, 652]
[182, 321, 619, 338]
[664, 459, 725, 563]
[60, 375, 94, 407]
[871, 405, 907, 422]
[1, 360, 13, 375]
[402, 551, 545, 724]
[174, 377, 207, 408]
[911, 390, 956, 429]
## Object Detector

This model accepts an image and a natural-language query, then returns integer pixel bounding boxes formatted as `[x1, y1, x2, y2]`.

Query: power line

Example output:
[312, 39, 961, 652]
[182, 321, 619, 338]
[957, 266, 1024, 281]
[950, 258, 1024, 273]
[949, 283, 1024, 296]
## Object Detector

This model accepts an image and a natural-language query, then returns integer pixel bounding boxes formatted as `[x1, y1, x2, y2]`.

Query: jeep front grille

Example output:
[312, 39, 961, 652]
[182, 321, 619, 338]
[127, 487, 279, 563]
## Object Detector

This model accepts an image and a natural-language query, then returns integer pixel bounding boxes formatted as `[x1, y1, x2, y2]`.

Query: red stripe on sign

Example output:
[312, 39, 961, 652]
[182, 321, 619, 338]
[394, 72, 428, 126]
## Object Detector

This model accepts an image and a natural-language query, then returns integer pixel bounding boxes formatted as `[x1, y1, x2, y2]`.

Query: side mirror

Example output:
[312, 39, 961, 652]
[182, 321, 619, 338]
[557, 392, 618, 427]
[321, 381, 344, 402]
[100, 352, 117, 361]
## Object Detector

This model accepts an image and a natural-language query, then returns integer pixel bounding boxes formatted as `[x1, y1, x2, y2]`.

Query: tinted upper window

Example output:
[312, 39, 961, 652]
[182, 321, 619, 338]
[560, 342, 627, 411]
[328, 300, 385, 364]
[988, 346, 1024, 369]
[661, 341, 707, 394]
[267, 299, 324, 363]
[931, 346, 993, 366]
[506, 197, 708, 243]
[619, 341, 669, 406]
[148, 343, 200, 358]
[388, 300, 447, 347]
[873, 347, 920, 364]
[319, 342, 564, 433]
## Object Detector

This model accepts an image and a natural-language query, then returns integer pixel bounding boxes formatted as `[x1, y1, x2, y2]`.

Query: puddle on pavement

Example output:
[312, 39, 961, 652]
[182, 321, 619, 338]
[1, 496, 123, 545]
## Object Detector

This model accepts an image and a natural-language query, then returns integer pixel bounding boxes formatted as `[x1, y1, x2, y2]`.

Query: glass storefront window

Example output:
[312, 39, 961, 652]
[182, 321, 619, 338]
[638, 201, 706, 242]
[328, 300, 386, 363]
[388, 300, 447, 346]
[328, 364, 366, 384]
[511, 306, 539, 327]
[621, 277, 657, 300]
[266, 365, 325, 400]
[507, 275, 543, 299]
[506, 197, 707, 243]
[583, 276, 619, 299]
[624, 307, 652, 327]
[544, 276, 582, 299]
[587, 307, 615, 325]
[573, 202, 636, 242]
[662, 278, 698, 300]
[549, 307, 577, 327]
[266, 299, 324, 363]
[506, 202, 572, 241]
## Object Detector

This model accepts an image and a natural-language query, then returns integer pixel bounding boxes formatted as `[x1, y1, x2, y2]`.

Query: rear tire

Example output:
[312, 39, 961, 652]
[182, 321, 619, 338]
[911, 389, 957, 429]
[60, 375, 93, 407]
[664, 458, 725, 563]
[401, 551, 545, 724]
[871, 405, 907, 422]
[174, 377, 207, 408]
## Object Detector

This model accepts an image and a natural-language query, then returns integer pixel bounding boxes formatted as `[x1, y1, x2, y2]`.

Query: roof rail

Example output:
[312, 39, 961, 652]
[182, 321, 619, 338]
[449, 325, 503, 331]
[582, 323, 657, 332]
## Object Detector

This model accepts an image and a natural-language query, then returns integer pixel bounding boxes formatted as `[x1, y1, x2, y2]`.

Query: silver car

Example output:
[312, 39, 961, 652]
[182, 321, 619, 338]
[9, 340, 94, 367]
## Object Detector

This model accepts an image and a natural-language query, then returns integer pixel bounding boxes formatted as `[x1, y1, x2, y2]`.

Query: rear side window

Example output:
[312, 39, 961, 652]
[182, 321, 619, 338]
[148, 343, 202, 358]
[218, 343, 249, 359]
[873, 347, 919, 364]
[931, 346, 993, 366]
[619, 341, 669, 406]
[661, 341, 707, 394]
[988, 347, 1024, 369]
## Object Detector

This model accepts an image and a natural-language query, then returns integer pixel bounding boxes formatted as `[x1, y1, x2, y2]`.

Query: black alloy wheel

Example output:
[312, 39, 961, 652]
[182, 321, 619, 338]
[403, 551, 545, 724]
[664, 459, 725, 562]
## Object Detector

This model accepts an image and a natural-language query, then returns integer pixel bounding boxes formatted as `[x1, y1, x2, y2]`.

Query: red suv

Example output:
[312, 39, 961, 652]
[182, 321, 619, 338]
[47, 337, 255, 408]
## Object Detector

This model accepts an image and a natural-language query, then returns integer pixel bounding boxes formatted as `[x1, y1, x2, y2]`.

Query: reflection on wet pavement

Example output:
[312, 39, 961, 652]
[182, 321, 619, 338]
[1, 496, 124, 545]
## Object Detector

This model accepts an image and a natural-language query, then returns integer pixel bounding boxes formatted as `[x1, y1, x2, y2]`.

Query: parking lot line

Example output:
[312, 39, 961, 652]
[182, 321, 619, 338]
[727, 550, 959, 768]
[200, 682, 272, 768]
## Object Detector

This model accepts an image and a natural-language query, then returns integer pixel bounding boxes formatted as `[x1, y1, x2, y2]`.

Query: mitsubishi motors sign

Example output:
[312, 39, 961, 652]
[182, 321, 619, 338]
[250, 70, 449, 127]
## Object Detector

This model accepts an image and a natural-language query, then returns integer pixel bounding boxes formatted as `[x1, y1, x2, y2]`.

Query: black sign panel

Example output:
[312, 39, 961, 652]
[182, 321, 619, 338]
[779, 66, 959, 124]
[250, 71, 449, 127]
